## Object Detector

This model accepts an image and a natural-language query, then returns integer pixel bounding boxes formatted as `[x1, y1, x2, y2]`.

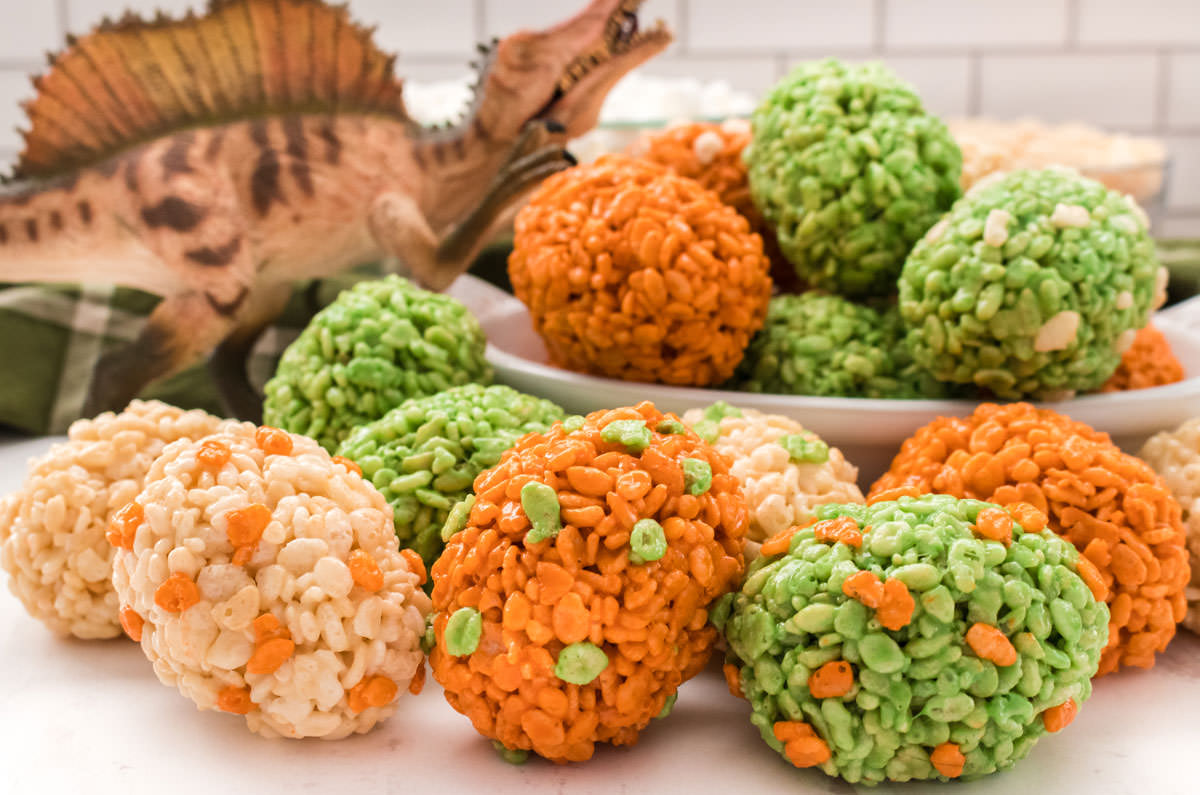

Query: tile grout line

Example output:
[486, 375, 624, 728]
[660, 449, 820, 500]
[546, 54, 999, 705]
[967, 49, 981, 116]
[873, 0, 886, 54]
[1155, 49, 1171, 134]
[1065, 0, 1080, 49]
[675, 0, 688, 53]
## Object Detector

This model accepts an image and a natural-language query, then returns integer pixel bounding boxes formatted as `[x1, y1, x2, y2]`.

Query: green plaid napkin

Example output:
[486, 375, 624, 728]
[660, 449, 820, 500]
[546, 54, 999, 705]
[0, 272, 377, 435]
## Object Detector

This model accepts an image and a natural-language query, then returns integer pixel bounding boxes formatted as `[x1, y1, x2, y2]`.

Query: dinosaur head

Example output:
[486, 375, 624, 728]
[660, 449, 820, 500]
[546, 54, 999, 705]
[474, 0, 672, 140]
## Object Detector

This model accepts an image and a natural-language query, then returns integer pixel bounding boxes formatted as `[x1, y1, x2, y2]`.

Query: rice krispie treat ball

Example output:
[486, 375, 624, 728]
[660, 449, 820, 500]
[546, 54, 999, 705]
[263, 275, 493, 452]
[430, 402, 747, 762]
[716, 495, 1108, 784]
[1099, 324, 1184, 393]
[871, 402, 1189, 675]
[508, 155, 772, 387]
[0, 400, 223, 639]
[336, 384, 565, 568]
[733, 293, 953, 398]
[899, 168, 1165, 400]
[744, 59, 962, 297]
[109, 423, 431, 739]
[681, 403, 862, 552]
[1139, 419, 1200, 633]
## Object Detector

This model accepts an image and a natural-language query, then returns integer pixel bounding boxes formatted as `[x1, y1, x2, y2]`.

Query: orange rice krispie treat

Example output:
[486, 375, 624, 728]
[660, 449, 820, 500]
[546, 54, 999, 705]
[1099, 324, 1185, 393]
[429, 402, 747, 762]
[870, 402, 1189, 675]
[109, 423, 431, 739]
[508, 154, 772, 386]
[0, 400, 224, 639]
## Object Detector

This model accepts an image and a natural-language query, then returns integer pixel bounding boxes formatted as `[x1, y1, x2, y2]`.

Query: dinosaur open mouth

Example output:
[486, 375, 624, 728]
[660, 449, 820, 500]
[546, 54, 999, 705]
[555, 0, 670, 96]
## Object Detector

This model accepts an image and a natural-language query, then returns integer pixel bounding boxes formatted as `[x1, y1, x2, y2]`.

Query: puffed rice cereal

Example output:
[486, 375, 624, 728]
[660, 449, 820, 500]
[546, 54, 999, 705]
[1139, 418, 1200, 633]
[871, 402, 1189, 675]
[681, 403, 862, 555]
[0, 400, 224, 639]
[109, 423, 431, 739]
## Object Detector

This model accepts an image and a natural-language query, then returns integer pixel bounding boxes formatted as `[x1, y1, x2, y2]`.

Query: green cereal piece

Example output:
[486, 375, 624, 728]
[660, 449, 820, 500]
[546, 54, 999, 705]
[629, 518, 668, 564]
[693, 419, 720, 444]
[562, 415, 585, 432]
[555, 642, 609, 685]
[778, 434, 830, 464]
[656, 418, 686, 434]
[656, 693, 678, 719]
[264, 275, 495, 452]
[444, 607, 482, 656]
[721, 494, 1108, 785]
[600, 419, 652, 452]
[440, 494, 475, 542]
[703, 401, 744, 421]
[522, 481, 562, 544]
[682, 458, 713, 495]
[492, 741, 529, 764]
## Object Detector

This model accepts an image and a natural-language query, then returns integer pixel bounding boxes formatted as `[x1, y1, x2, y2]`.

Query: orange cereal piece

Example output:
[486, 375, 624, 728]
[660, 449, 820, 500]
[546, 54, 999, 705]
[842, 570, 885, 609]
[870, 401, 1190, 675]
[877, 578, 916, 631]
[348, 549, 384, 592]
[930, 742, 965, 778]
[813, 516, 863, 547]
[216, 686, 255, 714]
[225, 503, 271, 547]
[1042, 699, 1078, 732]
[119, 606, 144, 642]
[400, 548, 427, 586]
[197, 439, 231, 469]
[973, 507, 1014, 545]
[773, 721, 831, 768]
[723, 662, 744, 699]
[254, 426, 293, 456]
[508, 156, 772, 387]
[760, 527, 799, 558]
[409, 661, 426, 695]
[252, 613, 290, 644]
[246, 637, 296, 675]
[106, 501, 144, 550]
[428, 403, 747, 763]
[1100, 325, 1184, 393]
[965, 622, 1018, 667]
[331, 455, 362, 477]
[808, 661, 854, 698]
[154, 573, 200, 613]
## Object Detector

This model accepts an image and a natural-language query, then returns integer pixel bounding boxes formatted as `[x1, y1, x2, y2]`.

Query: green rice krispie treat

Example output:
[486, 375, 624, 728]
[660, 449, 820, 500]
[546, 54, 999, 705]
[732, 293, 951, 398]
[744, 59, 962, 297]
[336, 384, 564, 566]
[263, 276, 493, 451]
[715, 494, 1108, 785]
[900, 168, 1166, 399]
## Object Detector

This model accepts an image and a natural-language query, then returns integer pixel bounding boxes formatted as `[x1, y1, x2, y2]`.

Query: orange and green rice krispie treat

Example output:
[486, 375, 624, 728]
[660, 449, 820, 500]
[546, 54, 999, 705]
[429, 402, 747, 762]
[109, 423, 431, 739]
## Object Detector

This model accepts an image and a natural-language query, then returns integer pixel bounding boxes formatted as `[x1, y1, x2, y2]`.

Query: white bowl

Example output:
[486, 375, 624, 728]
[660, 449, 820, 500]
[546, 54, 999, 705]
[448, 276, 1200, 483]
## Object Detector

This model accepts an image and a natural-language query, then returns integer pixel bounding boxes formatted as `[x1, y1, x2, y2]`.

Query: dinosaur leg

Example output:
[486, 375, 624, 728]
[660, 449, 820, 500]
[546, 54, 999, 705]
[372, 125, 574, 291]
[208, 283, 292, 423]
[83, 287, 244, 417]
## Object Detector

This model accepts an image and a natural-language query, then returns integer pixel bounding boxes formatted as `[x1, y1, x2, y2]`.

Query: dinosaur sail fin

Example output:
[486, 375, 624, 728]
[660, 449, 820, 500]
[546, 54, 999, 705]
[13, 0, 407, 180]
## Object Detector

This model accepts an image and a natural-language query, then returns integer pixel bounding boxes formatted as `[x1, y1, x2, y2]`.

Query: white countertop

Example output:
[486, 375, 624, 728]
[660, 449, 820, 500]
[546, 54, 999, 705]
[2, 434, 1198, 795]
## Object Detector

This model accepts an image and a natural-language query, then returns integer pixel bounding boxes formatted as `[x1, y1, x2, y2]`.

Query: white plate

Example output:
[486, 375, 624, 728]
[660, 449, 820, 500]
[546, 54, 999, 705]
[448, 277, 1200, 482]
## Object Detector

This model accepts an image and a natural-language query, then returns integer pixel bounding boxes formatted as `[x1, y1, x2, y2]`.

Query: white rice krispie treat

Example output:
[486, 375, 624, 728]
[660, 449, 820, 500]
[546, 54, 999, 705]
[1140, 418, 1200, 634]
[0, 400, 224, 639]
[681, 404, 863, 553]
[110, 423, 431, 739]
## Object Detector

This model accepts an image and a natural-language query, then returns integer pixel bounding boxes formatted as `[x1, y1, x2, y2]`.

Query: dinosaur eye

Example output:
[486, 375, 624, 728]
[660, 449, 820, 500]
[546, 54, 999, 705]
[617, 11, 638, 44]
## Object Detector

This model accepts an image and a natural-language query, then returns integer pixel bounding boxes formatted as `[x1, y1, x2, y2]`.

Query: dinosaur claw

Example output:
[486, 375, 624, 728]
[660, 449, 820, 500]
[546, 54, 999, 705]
[562, 149, 578, 166]
[542, 119, 566, 134]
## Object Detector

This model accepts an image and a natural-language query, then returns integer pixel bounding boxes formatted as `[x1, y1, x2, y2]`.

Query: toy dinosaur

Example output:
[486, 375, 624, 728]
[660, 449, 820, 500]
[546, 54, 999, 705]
[0, 0, 670, 421]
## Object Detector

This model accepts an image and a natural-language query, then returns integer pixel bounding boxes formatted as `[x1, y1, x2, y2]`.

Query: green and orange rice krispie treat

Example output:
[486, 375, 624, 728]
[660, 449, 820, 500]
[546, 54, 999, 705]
[429, 402, 747, 762]
[716, 494, 1108, 785]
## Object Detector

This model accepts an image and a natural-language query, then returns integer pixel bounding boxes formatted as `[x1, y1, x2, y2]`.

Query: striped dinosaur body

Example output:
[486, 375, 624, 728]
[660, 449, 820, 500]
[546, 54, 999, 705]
[0, 0, 670, 420]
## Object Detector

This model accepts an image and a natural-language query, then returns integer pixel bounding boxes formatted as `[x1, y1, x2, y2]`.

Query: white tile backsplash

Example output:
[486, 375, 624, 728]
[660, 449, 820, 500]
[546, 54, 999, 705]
[688, 0, 875, 52]
[885, 0, 1070, 48]
[979, 54, 1158, 130]
[1077, 0, 1200, 46]
[0, 0, 1196, 238]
